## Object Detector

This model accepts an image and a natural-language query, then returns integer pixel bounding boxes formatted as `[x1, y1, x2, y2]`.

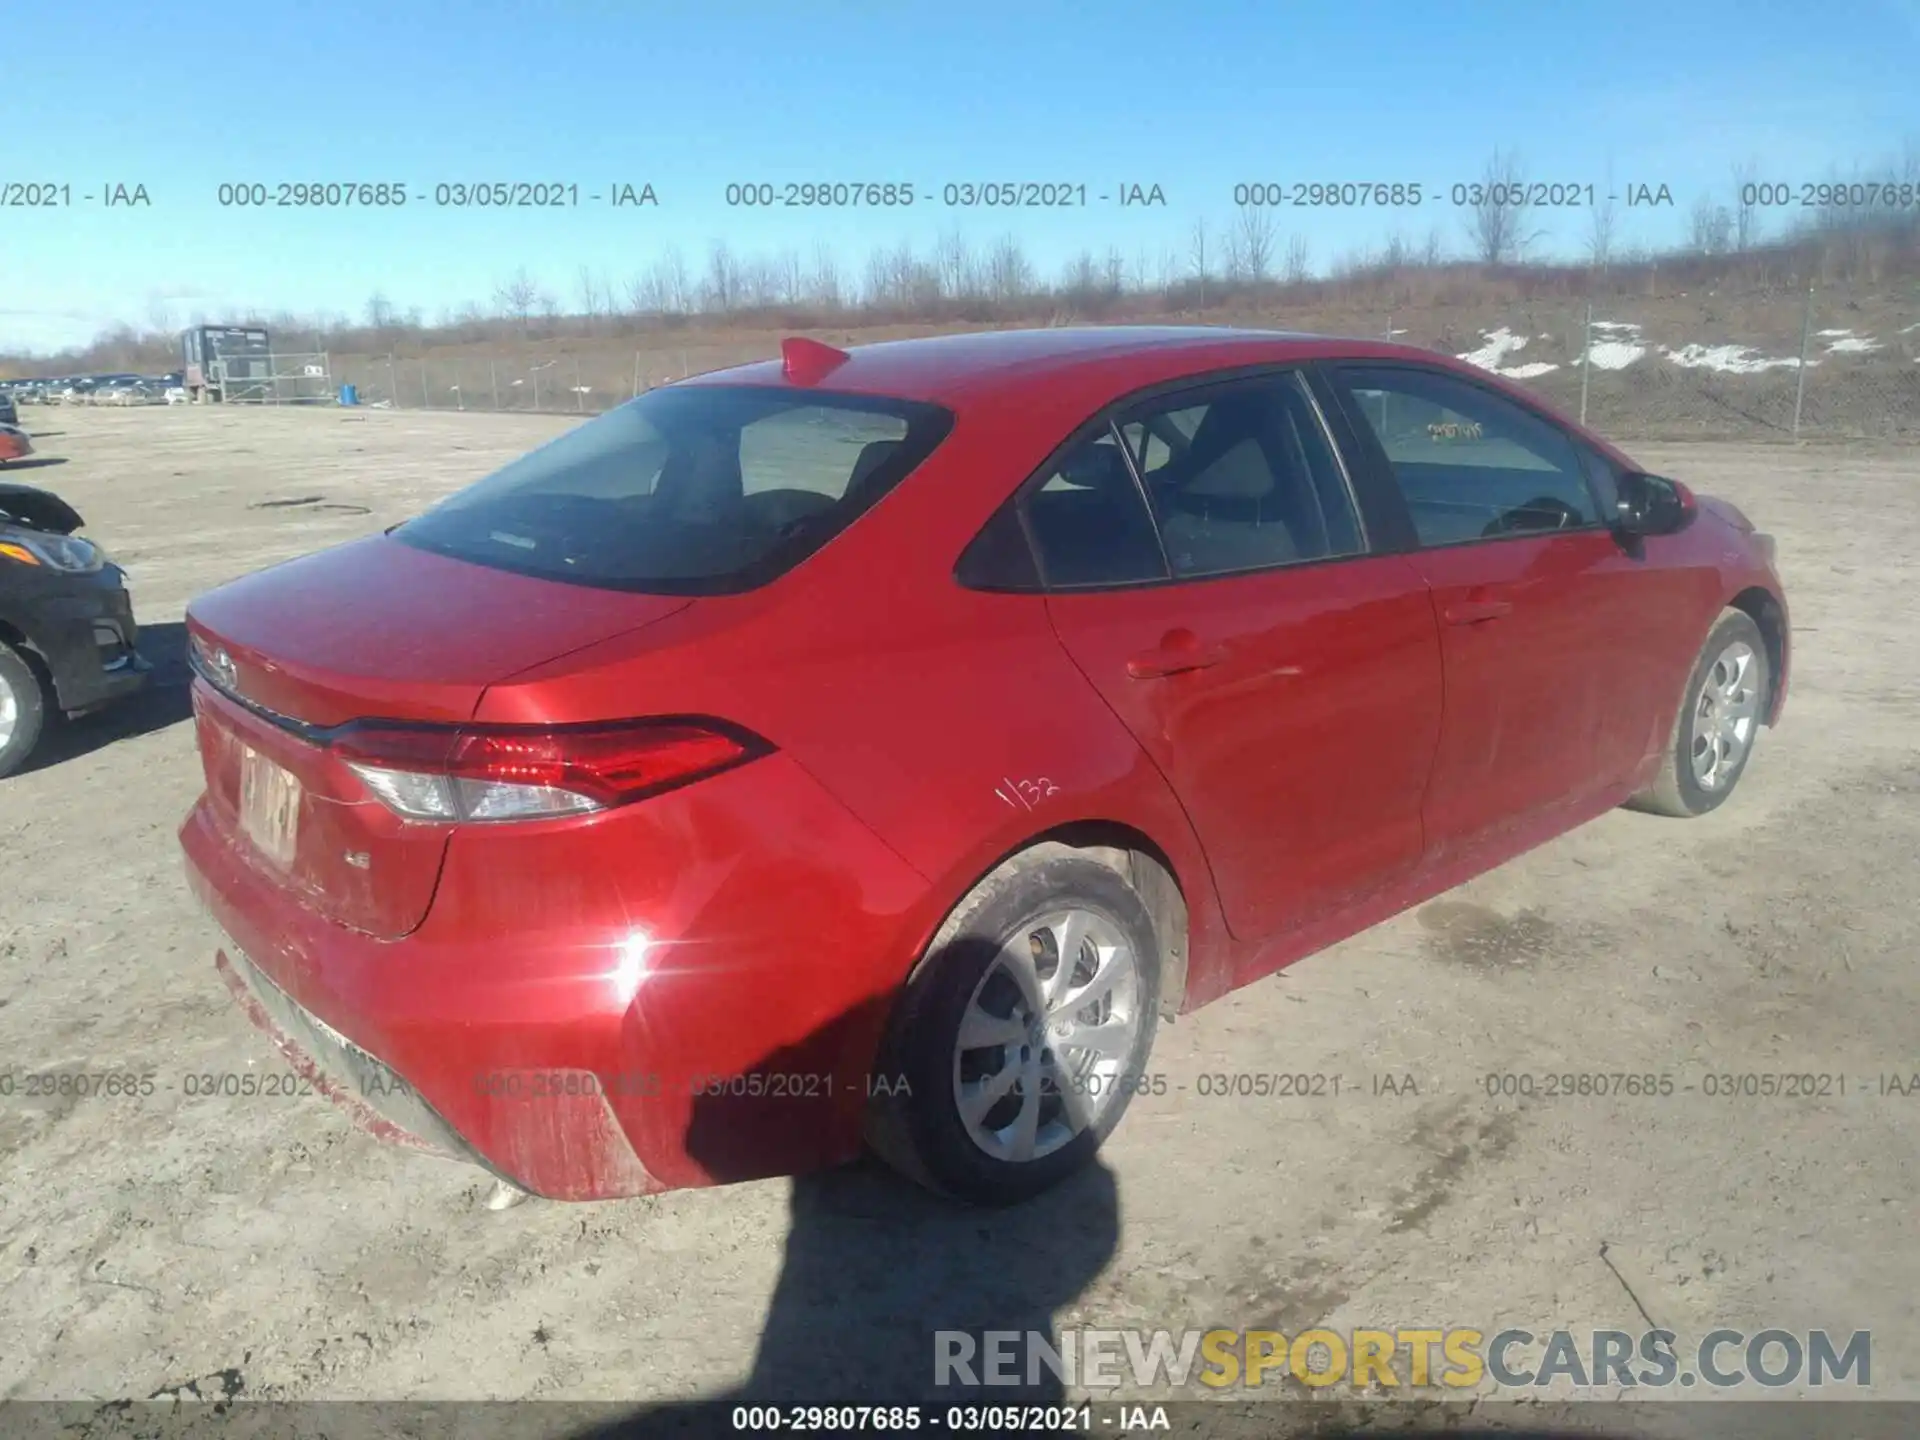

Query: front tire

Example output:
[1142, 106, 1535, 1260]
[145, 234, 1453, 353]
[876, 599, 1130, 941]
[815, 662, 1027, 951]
[868, 850, 1162, 1206]
[0, 642, 49, 779]
[1629, 608, 1770, 818]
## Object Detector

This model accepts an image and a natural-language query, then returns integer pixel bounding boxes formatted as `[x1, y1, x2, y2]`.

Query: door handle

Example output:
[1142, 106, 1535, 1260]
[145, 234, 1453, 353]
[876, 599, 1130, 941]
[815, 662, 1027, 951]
[1127, 633, 1228, 679]
[1443, 597, 1513, 626]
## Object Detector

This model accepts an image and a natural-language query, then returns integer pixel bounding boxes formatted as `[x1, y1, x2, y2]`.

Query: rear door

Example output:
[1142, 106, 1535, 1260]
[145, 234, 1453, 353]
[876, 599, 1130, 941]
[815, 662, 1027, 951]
[1037, 371, 1443, 944]
[1327, 362, 1637, 865]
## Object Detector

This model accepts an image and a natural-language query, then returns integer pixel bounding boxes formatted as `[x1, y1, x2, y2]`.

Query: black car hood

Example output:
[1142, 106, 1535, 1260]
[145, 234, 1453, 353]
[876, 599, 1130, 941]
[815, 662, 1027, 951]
[0, 482, 83, 535]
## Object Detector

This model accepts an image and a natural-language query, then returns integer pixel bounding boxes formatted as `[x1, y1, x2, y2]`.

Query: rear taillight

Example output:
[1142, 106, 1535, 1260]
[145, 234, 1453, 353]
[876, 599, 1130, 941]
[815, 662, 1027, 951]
[332, 719, 767, 823]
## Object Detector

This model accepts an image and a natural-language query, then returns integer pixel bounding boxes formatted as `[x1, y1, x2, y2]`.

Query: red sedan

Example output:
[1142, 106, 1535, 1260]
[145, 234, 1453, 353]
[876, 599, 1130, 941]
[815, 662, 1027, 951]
[179, 327, 1788, 1205]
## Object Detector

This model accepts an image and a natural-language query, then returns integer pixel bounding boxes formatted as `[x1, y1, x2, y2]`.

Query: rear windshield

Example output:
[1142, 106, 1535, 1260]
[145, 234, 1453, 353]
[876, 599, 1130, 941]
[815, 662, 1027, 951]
[395, 385, 953, 594]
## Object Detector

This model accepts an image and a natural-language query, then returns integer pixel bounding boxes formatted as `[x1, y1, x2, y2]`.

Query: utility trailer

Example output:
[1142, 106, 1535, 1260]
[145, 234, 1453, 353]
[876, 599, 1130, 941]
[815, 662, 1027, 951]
[182, 326, 271, 402]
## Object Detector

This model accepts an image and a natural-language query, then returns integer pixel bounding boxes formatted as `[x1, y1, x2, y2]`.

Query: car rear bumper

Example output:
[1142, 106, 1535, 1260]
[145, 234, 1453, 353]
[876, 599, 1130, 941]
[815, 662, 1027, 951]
[179, 751, 933, 1200]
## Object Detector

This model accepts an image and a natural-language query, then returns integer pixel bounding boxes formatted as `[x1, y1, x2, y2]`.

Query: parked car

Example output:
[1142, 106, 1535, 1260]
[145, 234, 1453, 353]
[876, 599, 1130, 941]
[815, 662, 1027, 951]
[178, 327, 1790, 1206]
[0, 389, 17, 426]
[0, 480, 149, 777]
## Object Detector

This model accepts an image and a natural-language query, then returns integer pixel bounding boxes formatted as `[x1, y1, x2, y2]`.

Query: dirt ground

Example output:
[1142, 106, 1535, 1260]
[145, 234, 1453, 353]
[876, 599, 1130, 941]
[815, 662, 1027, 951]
[1, 406, 1917, 1426]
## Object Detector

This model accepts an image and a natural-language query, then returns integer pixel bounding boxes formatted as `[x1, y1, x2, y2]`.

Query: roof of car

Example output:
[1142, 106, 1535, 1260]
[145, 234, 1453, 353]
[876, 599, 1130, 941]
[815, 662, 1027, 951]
[682, 325, 1450, 407]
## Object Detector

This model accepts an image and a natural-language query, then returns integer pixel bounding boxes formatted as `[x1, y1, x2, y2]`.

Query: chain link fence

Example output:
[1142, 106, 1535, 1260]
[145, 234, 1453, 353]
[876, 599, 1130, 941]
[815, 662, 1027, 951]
[330, 341, 775, 418]
[321, 288, 1920, 441]
[1386, 288, 1920, 442]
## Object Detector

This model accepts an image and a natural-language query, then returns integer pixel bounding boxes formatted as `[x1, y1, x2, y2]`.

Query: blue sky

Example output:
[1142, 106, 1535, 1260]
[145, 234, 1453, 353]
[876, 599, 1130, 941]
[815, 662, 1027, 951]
[2, 0, 1914, 353]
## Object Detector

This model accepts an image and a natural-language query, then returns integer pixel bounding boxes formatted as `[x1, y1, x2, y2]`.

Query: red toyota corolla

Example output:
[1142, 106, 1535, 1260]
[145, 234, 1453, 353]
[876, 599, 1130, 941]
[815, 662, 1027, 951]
[179, 327, 1789, 1205]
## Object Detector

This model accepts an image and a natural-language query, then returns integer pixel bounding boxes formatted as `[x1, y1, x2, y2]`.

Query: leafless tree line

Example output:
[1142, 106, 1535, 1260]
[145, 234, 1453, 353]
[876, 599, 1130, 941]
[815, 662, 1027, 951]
[12, 144, 1918, 373]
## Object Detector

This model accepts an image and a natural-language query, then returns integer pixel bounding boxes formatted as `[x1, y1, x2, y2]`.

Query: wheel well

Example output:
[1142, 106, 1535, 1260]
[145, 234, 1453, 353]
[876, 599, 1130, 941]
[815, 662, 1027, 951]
[1728, 586, 1786, 721]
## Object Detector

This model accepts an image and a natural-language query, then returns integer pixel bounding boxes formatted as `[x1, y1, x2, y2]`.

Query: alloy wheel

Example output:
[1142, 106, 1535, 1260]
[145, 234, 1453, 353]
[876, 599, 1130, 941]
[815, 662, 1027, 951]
[950, 907, 1143, 1164]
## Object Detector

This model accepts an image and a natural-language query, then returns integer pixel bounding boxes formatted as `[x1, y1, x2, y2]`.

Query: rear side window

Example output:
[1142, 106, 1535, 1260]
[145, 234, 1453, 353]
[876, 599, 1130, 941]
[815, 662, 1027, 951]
[1338, 365, 1599, 544]
[1119, 373, 1363, 578]
[1024, 428, 1168, 587]
[395, 386, 952, 594]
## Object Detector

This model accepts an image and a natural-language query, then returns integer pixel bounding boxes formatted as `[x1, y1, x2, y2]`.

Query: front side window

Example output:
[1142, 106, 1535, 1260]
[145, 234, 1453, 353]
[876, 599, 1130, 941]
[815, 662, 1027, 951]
[1337, 365, 1600, 545]
[1119, 373, 1364, 579]
[395, 386, 952, 593]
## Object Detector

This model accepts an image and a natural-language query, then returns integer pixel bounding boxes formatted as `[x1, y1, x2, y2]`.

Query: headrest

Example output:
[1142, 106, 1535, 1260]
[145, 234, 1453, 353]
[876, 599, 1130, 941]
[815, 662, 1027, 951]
[1183, 438, 1272, 500]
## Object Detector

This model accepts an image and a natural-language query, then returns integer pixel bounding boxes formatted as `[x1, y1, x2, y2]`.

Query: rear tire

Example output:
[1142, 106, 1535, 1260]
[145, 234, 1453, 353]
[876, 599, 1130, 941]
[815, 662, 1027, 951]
[867, 850, 1162, 1206]
[1628, 608, 1770, 818]
[0, 642, 49, 779]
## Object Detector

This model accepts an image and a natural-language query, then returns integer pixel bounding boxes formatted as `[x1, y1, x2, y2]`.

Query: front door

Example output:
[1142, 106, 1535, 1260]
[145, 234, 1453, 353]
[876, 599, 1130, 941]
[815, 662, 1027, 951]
[1330, 362, 1634, 864]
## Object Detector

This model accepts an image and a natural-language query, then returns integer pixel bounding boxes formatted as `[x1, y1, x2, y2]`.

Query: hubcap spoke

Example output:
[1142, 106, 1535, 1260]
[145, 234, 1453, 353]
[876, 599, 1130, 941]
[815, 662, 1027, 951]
[957, 1005, 1026, 1051]
[1043, 1048, 1092, 1133]
[1052, 939, 1124, 1017]
[959, 1061, 1020, 1128]
[1043, 911, 1092, 1007]
[1061, 1016, 1134, 1063]
[995, 933, 1048, 1016]
[1006, 1054, 1043, 1161]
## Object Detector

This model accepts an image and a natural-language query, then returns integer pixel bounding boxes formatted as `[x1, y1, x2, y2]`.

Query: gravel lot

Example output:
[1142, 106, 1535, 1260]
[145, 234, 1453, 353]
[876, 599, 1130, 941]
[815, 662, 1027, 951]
[1, 406, 1916, 1427]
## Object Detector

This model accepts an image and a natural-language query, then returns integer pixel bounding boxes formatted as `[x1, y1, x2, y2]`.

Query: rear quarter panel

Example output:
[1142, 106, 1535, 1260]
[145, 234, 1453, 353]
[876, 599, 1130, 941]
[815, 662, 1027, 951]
[476, 392, 1238, 1009]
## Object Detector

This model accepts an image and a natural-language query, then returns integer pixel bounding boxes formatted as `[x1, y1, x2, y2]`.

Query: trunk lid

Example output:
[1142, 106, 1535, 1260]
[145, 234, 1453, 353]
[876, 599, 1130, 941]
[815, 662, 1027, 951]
[187, 535, 692, 937]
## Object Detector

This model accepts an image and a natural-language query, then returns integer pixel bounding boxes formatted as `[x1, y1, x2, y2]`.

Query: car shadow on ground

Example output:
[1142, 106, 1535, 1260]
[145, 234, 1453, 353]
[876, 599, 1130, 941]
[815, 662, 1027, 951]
[568, 997, 1121, 1437]
[562, 995, 1652, 1440]
[21, 620, 192, 774]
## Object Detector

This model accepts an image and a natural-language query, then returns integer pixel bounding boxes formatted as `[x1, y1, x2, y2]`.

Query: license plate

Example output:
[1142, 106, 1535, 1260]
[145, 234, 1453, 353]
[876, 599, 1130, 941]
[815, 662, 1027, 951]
[239, 745, 302, 868]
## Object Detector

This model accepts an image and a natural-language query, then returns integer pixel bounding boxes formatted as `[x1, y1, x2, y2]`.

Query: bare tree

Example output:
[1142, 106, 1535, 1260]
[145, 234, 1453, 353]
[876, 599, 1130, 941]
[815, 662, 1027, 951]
[862, 246, 894, 309]
[1283, 234, 1311, 283]
[702, 241, 740, 313]
[1060, 251, 1101, 305]
[807, 242, 844, 311]
[576, 266, 604, 329]
[1189, 218, 1211, 308]
[1689, 196, 1733, 254]
[933, 228, 978, 301]
[661, 246, 691, 313]
[145, 297, 178, 337]
[1467, 149, 1538, 265]
[493, 267, 541, 328]
[738, 255, 781, 309]
[624, 269, 653, 317]
[986, 234, 1034, 304]
[1586, 191, 1618, 272]
[1155, 247, 1181, 294]
[1235, 202, 1276, 282]
[1731, 159, 1762, 252]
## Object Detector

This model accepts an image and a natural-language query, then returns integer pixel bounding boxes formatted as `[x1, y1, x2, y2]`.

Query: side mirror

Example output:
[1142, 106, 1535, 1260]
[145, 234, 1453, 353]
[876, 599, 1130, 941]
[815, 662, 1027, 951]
[1613, 471, 1696, 538]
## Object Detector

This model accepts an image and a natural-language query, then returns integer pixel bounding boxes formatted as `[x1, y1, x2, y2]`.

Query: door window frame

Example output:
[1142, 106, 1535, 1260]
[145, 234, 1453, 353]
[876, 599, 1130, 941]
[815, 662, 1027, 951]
[1321, 360, 1613, 554]
[954, 363, 1390, 594]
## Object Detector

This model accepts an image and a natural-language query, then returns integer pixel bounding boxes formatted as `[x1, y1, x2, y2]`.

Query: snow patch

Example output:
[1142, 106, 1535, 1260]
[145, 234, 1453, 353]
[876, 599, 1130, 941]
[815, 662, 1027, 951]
[1457, 327, 1560, 378]
[1580, 320, 1646, 370]
[1661, 343, 1812, 374]
[1817, 328, 1882, 354]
